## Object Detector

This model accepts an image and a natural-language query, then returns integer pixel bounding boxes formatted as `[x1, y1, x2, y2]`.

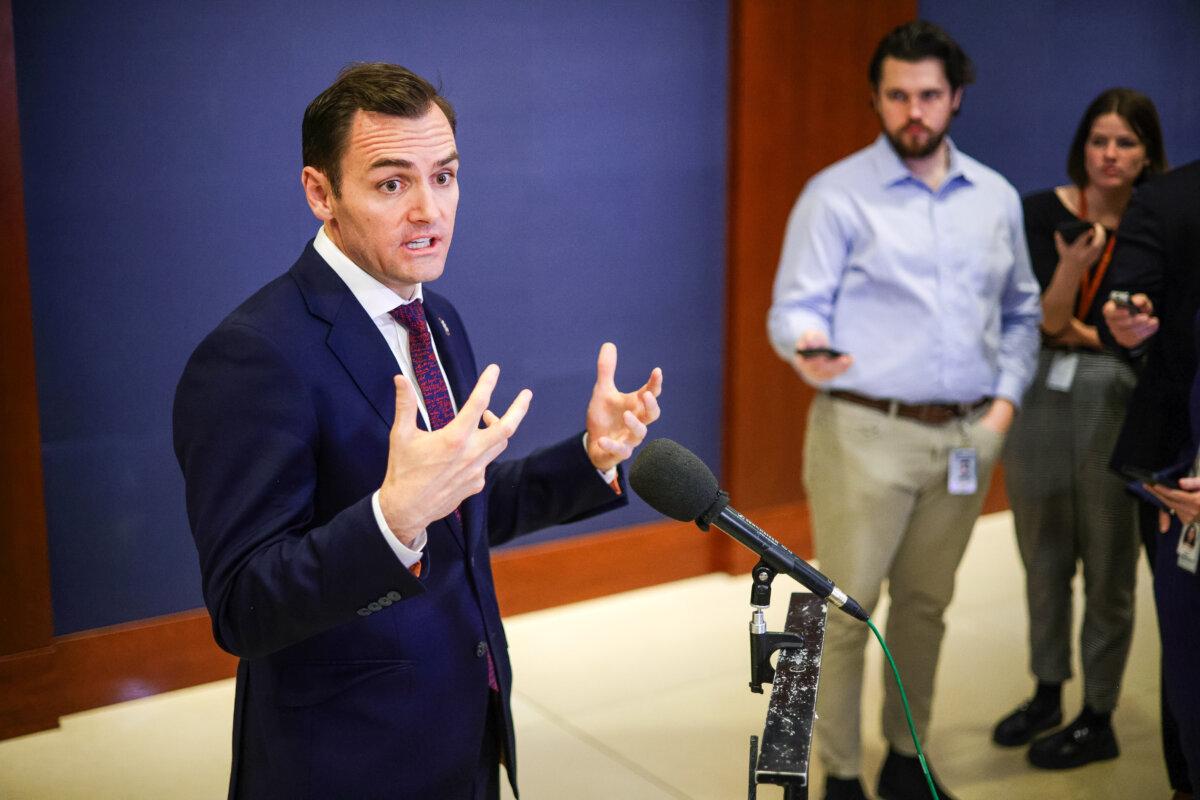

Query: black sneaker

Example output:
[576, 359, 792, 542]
[992, 699, 1063, 747]
[877, 749, 957, 800]
[823, 776, 869, 800]
[1027, 713, 1119, 769]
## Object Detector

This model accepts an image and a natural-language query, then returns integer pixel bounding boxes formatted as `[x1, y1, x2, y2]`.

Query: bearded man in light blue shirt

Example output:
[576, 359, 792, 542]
[767, 21, 1040, 800]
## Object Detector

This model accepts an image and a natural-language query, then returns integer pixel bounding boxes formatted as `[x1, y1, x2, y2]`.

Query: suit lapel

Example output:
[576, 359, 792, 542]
[290, 244, 400, 431]
[423, 291, 474, 413]
[290, 246, 467, 554]
[423, 291, 479, 553]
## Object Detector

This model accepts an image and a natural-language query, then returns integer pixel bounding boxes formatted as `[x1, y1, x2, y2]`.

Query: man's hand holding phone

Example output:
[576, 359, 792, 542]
[1102, 290, 1158, 349]
[792, 331, 852, 384]
[1145, 476, 1200, 532]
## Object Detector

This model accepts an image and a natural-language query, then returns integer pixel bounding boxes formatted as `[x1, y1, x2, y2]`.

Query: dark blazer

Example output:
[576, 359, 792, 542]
[173, 243, 625, 799]
[1103, 160, 1200, 473]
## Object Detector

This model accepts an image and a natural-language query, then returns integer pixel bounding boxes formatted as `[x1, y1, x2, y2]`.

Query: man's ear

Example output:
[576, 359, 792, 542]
[950, 87, 964, 115]
[301, 166, 335, 222]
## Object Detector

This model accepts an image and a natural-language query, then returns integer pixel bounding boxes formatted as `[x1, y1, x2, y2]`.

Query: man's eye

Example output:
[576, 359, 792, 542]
[381, 179, 402, 193]
[435, 172, 455, 186]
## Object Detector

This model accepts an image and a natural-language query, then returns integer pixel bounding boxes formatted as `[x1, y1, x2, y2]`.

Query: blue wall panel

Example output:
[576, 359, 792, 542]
[920, 0, 1200, 193]
[14, 1, 729, 634]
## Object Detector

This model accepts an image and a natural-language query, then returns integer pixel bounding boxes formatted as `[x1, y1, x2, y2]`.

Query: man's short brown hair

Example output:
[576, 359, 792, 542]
[302, 63, 456, 196]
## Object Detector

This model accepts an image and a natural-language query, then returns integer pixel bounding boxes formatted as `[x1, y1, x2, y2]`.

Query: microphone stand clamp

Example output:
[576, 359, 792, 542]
[748, 559, 807, 694]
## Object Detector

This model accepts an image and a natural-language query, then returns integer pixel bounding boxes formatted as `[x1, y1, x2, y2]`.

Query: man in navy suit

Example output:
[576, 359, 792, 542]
[173, 63, 663, 800]
[1103, 159, 1200, 798]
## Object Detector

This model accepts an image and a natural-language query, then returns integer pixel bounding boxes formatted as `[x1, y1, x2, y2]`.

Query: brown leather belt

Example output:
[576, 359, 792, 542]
[829, 390, 991, 425]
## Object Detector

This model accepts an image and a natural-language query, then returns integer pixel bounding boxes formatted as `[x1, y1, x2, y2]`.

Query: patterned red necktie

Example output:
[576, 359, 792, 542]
[388, 299, 499, 692]
[389, 300, 455, 431]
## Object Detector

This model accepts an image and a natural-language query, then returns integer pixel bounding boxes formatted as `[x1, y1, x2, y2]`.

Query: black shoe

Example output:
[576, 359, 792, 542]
[823, 776, 869, 800]
[877, 749, 957, 800]
[992, 699, 1062, 747]
[1027, 713, 1119, 769]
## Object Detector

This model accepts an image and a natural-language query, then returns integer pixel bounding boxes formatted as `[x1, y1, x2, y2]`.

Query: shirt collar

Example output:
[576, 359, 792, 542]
[313, 226, 424, 318]
[870, 133, 975, 189]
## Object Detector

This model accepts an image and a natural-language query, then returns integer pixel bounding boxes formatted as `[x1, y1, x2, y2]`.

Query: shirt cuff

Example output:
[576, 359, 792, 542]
[581, 433, 620, 490]
[372, 490, 426, 569]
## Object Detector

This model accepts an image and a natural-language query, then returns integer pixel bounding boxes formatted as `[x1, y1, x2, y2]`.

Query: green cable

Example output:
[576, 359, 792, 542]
[865, 617, 939, 800]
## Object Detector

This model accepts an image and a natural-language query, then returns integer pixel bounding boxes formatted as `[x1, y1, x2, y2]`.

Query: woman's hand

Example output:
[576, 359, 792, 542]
[1053, 223, 1107, 278]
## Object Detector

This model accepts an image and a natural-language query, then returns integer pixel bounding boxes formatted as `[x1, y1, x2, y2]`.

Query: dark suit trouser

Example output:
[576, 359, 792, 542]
[1154, 514, 1200, 792]
[1142, 501, 1195, 793]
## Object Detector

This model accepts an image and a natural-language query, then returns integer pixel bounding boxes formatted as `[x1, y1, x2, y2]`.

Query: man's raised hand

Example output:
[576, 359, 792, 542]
[585, 342, 663, 472]
[379, 364, 532, 545]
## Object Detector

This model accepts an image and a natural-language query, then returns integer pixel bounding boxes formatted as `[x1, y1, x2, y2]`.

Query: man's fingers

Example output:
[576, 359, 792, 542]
[639, 367, 664, 398]
[622, 409, 648, 442]
[640, 390, 661, 423]
[482, 410, 500, 427]
[455, 364, 501, 429]
[391, 375, 419, 436]
[595, 342, 617, 389]
[595, 435, 633, 461]
[493, 388, 533, 437]
[797, 330, 829, 349]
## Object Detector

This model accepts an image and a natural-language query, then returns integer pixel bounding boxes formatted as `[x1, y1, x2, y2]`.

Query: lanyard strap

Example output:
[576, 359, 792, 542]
[1072, 190, 1117, 320]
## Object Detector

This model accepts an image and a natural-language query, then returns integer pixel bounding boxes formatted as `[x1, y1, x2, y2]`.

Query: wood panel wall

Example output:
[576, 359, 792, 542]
[1, 1, 1022, 740]
[0, 0, 60, 738]
[718, 0, 919, 573]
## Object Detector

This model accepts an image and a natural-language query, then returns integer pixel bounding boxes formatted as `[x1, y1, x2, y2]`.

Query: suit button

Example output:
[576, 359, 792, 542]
[387, 591, 402, 601]
[378, 596, 393, 607]
[356, 608, 370, 616]
[476, 641, 488, 658]
[367, 602, 382, 612]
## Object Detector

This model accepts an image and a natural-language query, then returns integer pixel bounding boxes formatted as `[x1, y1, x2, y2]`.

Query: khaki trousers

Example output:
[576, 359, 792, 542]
[804, 393, 1005, 778]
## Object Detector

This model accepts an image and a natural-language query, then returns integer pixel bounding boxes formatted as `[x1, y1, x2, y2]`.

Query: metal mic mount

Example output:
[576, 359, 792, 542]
[748, 561, 805, 693]
[745, 560, 828, 800]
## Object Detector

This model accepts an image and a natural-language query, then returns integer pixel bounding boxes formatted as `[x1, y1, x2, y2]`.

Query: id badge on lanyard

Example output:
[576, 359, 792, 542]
[947, 419, 977, 496]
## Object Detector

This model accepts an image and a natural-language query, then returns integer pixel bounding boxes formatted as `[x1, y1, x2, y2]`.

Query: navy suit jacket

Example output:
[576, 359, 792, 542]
[173, 243, 625, 799]
[1103, 160, 1200, 473]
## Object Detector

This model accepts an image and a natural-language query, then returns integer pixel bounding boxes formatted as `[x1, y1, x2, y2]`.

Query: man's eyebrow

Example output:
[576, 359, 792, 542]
[367, 152, 460, 171]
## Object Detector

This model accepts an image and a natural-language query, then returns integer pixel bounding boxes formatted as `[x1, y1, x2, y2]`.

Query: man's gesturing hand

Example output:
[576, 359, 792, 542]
[379, 364, 532, 546]
[585, 342, 663, 472]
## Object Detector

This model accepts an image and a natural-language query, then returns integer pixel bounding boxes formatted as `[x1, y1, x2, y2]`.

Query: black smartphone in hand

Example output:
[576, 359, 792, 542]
[796, 347, 846, 359]
[1056, 219, 1094, 245]
[1120, 464, 1183, 489]
[1108, 290, 1140, 313]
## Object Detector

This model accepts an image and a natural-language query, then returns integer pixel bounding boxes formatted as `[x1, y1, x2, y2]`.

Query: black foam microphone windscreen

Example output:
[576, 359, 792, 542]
[628, 438, 721, 522]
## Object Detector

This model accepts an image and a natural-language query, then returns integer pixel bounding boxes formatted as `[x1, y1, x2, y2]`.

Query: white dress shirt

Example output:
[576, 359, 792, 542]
[314, 226, 459, 567]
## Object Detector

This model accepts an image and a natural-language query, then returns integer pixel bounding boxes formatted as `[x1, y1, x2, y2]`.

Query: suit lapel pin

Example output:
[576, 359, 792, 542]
[438, 317, 451, 336]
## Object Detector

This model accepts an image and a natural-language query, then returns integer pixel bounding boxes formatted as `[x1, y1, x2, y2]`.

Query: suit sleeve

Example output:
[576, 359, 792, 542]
[173, 321, 423, 660]
[484, 435, 627, 548]
[1098, 183, 1167, 351]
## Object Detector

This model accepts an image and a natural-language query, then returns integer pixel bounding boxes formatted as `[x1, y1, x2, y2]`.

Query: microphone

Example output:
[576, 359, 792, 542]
[629, 438, 869, 621]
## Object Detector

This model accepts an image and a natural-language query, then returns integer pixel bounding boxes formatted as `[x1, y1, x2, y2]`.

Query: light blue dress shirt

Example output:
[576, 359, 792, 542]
[767, 134, 1042, 406]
